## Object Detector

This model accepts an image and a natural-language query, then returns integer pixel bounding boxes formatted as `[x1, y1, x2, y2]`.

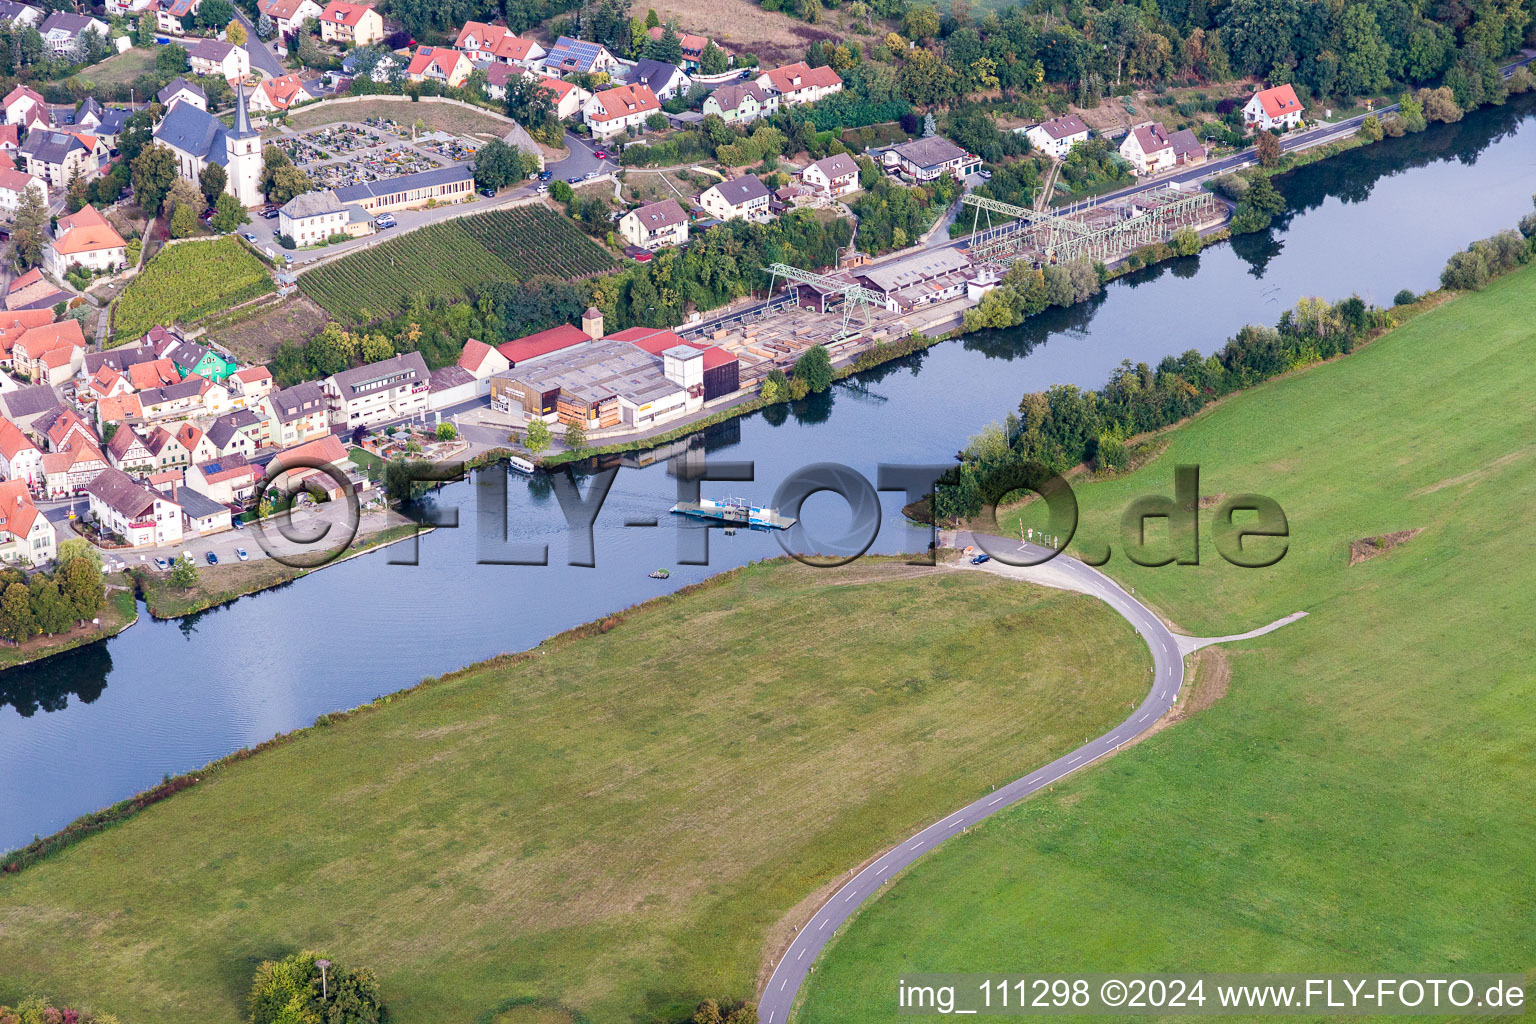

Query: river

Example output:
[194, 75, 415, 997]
[3, 95, 1534, 853]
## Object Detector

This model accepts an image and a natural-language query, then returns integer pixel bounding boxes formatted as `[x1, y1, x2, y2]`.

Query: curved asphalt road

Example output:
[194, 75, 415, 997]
[757, 533, 1266, 1024]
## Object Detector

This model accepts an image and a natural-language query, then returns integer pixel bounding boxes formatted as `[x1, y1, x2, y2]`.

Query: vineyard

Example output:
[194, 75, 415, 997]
[299, 206, 618, 324]
[112, 238, 275, 343]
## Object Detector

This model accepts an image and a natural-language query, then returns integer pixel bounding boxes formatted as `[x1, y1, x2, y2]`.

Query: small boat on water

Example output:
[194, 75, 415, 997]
[649, 568, 671, 579]
[669, 496, 796, 530]
[508, 456, 536, 474]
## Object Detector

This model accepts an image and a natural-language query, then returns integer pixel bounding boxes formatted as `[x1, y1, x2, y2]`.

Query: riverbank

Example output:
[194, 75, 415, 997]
[0, 556, 1151, 1024]
[0, 589, 137, 671]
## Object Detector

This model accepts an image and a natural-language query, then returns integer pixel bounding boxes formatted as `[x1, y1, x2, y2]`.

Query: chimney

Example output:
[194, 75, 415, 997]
[581, 306, 604, 340]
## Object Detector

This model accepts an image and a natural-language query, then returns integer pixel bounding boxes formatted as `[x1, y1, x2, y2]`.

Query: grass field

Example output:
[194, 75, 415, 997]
[794, 266, 1536, 1020]
[641, 0, 868, 62]
[298, 206, 616, 323]
[0, 560, 1149, 1023]
[285, 97, 517, 140]
[112, 237, 274, 341]
[74, 47, 156, 88]
[202, 294, 332, 364]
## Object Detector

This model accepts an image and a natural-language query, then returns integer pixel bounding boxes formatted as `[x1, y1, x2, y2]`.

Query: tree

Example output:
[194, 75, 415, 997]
[1171, 226, 1201, 256]
[647, 23, 683, 63]
[922, 112, 936, 137]
[226, 17, 246, 45]
[194, 0, 234, 29]
[563, 419, 585, 451]
[257, 10, 274, 37]
[9, 182, 47, 268]
[168, 557, 198, 588]
[57, 538, 102, 572]
[58, 556, 105, 621]
[169, 176, 203, 213]
[793, 344, 834, 393]
[199, 162, 228, 206]
[1356, 114, 1384, 142]
[645, 111, 668, 132]
[211, 191, 249, 233]
[1245, 175, 1285, 217]
[65, 170, 88, 213]
[472, 138, 521, 191]
[169, 201, 198, 238]
[699, 40, 728, 75]
[358, 332, 393, 362]
[156, 41, 189, 75]
[261, 144, 313, 203]
[524, 417, 551, 454]
[1253, 130, 1281, 166]
[249, 951, 384, 1024]
[435, 421, 457, 441]
[0, 580, 33, 644]
[901, 4, 940, 41]
[132, 143, 178, 215]
[135, 12, 155, 45]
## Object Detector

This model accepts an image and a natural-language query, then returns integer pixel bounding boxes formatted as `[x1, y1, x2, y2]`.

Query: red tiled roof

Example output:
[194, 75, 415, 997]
[587, 83, 660, 123]
[497, 323, 589, 365]
[319, 0, 374, 26]
[760, 61, 841, 95]
[1253, 83, 1302, 119]
[51, 205, 126, 257]
[0, 418, 38, 460]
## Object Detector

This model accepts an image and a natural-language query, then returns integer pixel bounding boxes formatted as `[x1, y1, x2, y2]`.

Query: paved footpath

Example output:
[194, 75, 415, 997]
[756, 533, 1306, 1024]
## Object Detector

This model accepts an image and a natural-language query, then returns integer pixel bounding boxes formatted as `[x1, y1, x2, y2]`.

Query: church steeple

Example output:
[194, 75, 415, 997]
[233, 82, 254, 137]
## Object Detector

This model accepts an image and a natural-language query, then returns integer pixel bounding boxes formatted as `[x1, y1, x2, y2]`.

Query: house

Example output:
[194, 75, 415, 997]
[45, 205, 127, 278]
[456, 338, 510, 395]
[256, 0, 322, 38]
[0, 167, 45, 215]
[38, 406, 97, 453]
[175, 421, 218, 464]
[156, 77, 206, 111]
[318, 0, 383, 44]
[1024, 114, 1091, 159]
[699, 174, 771, 222]
[250, 74, 315, 113]
[137, 378, 209, 422]
[205, 409, 262, 459]
[882, 135, 980, 182]
[0, 418, 43, 489]
[454, 21, 544, 66]
[338, 46, 402, 83]
[154, 85, 263, 207]
[0, 478, 54, 566]
[269, 433, 355, 500]
[483, 63, 523, 102]
[10, 319, 85, 385]
[126, 356, 180, 391]
[0, 2, 41, 29]
[0, 308, 52, 368]
[584, 83, 662, 140]
[173, 485, 232, 535]
[756, 61, 841, 106]
[628, 58, 690, 102]
[262, 380, 330, 446]
[3, 85, 44, 127]
[82, 363, 133, 402]
[144, 423, 193, 469]
[37, 12, 107, 57]
[188, 39, 250, 81]
[646, 26, 722, 73]
[800, 153, 860, 198]
[1244, 83, 1304, 132]
[542, 36, 620, 77]
[4, 269, 69, 312]
[155, 331, 238, 381]
[538, 77, 589, 120]
[0, 124, 18, 152]
[405, 46, 472, 88]
[1118, 121, 1204, 175]
[332, 164, 472, 213]
[185, 451, 259, 504]
[427, 365, 477, 409]
[0, 384, 64, 436]
[19, 130, 104, 188]
[39, 441, 107, 499]
[279, 189, 372, 245]
[227, 365, 273, 408]
[702, 81, 774, 124]
[153, 0, 199, 36]
[105, 425, 155, 474]
[107, 0, 153, 16]
[84, 466, 183, 546]
[87, 109, 132, 149]
[322, 351, 430, 427]
[619, 198, 688, 250]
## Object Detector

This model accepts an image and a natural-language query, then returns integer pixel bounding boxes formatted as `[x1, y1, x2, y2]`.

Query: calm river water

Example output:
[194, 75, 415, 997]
[3, 96, 1535, 852]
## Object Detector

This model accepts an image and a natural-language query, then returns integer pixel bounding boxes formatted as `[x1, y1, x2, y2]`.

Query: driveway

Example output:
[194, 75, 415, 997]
[755, 533, 1307, 1024]
[547, 130, 619, 182]
[231, 6, 286, 79]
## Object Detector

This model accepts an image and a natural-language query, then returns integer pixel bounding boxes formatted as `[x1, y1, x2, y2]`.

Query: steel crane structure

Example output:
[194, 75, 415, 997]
[961, 187, 1224, 267]
[764, 263, 889, 341]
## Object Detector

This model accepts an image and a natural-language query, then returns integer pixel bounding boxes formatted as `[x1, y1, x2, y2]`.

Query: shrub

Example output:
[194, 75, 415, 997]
[248, 950, 385, 1024]
[1393, 289, 1416, 306]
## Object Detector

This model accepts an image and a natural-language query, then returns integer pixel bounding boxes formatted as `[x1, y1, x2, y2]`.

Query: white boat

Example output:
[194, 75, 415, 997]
[508, 456, 536, 474]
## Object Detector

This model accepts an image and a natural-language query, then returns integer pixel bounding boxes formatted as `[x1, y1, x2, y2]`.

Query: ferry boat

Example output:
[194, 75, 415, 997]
[508, 456, 537, 474]
[669, 497, 797, 530]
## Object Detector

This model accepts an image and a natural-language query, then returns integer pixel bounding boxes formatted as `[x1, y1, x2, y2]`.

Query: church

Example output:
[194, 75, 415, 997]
[152, 84, 263, 208]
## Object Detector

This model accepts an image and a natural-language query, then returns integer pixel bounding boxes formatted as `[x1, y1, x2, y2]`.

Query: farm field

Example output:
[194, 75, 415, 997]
[642, 0, 860, 63]
[795, 266, 1536, 1020]
[285, 97, 517, 141]
[0, 560, 1150, 1024]
[202, 294, 332, 364]
[111, 237, 274, 342]
[298, 206, 616, 323]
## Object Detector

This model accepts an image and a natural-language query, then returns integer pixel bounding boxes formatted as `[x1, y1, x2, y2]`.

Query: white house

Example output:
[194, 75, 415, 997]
[0, 167, 45, 215]
[1118, 121, 1205, 176]
[454, 21, 544, 67]
[279, 189, 371, 245]
[156, 77, 206, 111]
[322, 352, 431, 428]
[188, 39, 250, 82]
[45, 205, 127, 278]
[699, 174, 771, 222]
[37, 12, 107, 57]
[84, 466, 184, 547]
[3, 84, 44, 127]
[0, 478, 55, 566]
[701, 81, 775, 124]
[404, 46, 473, 88]
[882, 136, 980, 182]
[256, 0, 323, 38]
[1024, 114, 1091, 159]
[583, 83, 661, 140]
[756, 61, 841, 106]
[1244, 84, 1304, 132]
[618, 198, 688, 249]
[250, 73, 315, 113]
[801, 153, 860, 198]
[456, 338, 510, 396]
[542, 36, 620, 77]
[318, 0, 384, 45]
[539, 76, 590, 120]
[0, 2, 42, 29]
[628, 58, 690, 102]
[0, 419, 43, 490]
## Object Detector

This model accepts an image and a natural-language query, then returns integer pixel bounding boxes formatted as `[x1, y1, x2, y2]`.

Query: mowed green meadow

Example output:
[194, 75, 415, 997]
[795, 266, 1536, 1020]
[0, 561, 1150, 1023]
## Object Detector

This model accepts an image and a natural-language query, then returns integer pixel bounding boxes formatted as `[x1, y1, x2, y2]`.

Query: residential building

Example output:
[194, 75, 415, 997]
[619, 198, 688, 249]
[45, 205, 126, 278]
[19, 130, 104, 188]
[143, 425, 192, 469]
[539, 76, 589, 120]
[84, 466, 184, 546]
[454, 21, 544, 66]
[318, 0, 383, 45]
[1118, 121, 1204, 175]
[88, 109, 132, 150]
[322, 351, 430, 427]
[154, 85, 263, 207]
[483, 63, 525, 102]
[0, 124, 18, 152]
[256, 0, 322, 38]
[0, 385, 63, 437]
[800, 153, 860, 198]
[185, 451, 259, 504]
[542, 36, 619, 77]
[40, 441, 107, 499]
[333, 164, 473, 213]
[583, 83, 661, 140]
[105, 425, 155, 474]
[1024, 114, 1091, 159]
[0, 418, 43, 488]
[205, 409, 262, 458]
[456, 338, 510, 395]
[250, 74, 315, 113]
[137, 378, 210, 422]
[156, 77, 206, 111]
[176, 421, 218, 464]
[699, 174, 771, 222]
[279, 189, 372, 245]
[10, 319, 85, 384]
[4, 269, 68, 312]
[405, 46, 472, 88]
[0, 308, 52, 367]
[338, 46, 401, 83]
[38, 406, 96, 453]
[701, 81, 774, 124]
[646, 26, 722, 73]
[228, 365, 274, 408]
[188, 39, 250, 81]
[1244, 83, 1304, 132]
[0, 477, 54, 566]
[3, 85, 44, 126]
[262, 380, 330, 446]
[0, 2, 42, 29]
[174, 485, 232, 534]
[427, 364, 477, 409]
[756, 61, 841, 106]
[0, 167, 45, 215]
[153, 0, 199, 35]
[628, 58, 690, 102]
[882, 135, 980, 182]
[37, 12, 107, 57]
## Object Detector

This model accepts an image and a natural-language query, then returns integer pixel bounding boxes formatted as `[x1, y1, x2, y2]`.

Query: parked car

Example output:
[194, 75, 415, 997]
[478, 186, 497, 197]
[375, 214, 396, 228]
[242, 232, 257, 242]
[154, 557, 170, 571]
[206, 551, 219, 565]
[236, 548, 249, 561]
[537, 170, 553, 180]
[970, 553, 991, 564]
[978, 169, 992, 180]
[567, 176, 582, 184]
[535, 184, 548, 193]
[182, 550, 194, 562]
[593, 149, 608, 159]
[584, 170, 598, 180]
[261, 208, 280, 219]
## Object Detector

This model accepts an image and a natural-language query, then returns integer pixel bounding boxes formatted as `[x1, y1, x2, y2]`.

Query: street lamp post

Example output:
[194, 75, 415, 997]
[316, 959, 331, 1001]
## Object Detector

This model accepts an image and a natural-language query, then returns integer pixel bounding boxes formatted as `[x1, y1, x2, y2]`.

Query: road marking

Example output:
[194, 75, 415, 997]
[819, 919, 827, 930]
[1106, 733, 1120, 743]
[988, 796, 1004, 806]
[910, 841, 924, 851]
[1067, 755, 1082, 765]
[781, 979, 787, 990]
[1139, 713, 1150, 722]
[844, 890, 856, 902]
[878, 864, 889, 874]
[798, 948, 804, 960]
